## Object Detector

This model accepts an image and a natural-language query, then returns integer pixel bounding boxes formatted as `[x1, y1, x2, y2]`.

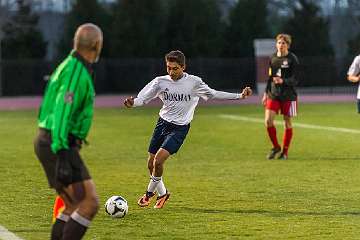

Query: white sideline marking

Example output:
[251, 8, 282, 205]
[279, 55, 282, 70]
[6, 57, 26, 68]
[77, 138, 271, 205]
[219, 114, 360, 134]
[0, 225, 23, 240]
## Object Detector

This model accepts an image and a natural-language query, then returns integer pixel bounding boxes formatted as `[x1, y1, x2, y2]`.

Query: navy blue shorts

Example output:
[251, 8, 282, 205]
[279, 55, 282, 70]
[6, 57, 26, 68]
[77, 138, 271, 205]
[148, 118, 190, 155]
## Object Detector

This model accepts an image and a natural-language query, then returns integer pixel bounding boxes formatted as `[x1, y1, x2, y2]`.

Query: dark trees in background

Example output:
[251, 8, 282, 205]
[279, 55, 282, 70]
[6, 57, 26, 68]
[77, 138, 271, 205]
[283, 0, 333, 57]
[283, 0, 338, 87]
[348, 34, 360, 55]
[223, 0, 269, 57]
[166, 0, 225, 57]
[109, 0, 167, 58]
[1, 0, 46, 59]
[57, 0, 111, 59]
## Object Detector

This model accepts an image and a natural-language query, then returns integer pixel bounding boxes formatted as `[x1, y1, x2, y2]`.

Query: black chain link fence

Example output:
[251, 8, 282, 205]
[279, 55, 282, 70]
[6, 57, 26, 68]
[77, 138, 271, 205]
[0, 56, 354, 96]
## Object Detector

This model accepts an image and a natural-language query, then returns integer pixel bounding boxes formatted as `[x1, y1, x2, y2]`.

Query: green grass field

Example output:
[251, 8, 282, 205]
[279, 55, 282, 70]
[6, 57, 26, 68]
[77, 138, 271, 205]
[1, 103, 360, 239]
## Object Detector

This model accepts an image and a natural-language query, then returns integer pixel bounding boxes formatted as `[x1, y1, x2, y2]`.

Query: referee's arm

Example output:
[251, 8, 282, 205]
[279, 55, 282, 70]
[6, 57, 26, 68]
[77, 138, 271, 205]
[51, 73, 86, 153]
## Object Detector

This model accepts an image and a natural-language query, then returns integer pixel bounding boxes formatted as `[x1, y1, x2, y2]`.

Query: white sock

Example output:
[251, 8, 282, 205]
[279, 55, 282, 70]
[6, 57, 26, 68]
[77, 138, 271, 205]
[156, 179, 167, 196]
[147, 175, 161, 193]
[57, 213, 70, 222]
[71, 211, 90, 227]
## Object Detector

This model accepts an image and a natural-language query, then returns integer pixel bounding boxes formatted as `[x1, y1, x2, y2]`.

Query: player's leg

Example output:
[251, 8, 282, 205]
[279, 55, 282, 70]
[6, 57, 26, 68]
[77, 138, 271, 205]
[147, 153, 155, 175]
[140, 153, 164, 206]
[57, 145, 98, 240]
[148, 153, 167, 196]
[153, 148, 170, 177]
[138, 118, 166, 207]
[152, 125, 189, 209]
[279, 115, 293, 159]
[279, 100, 297, 159]
[61, 179, 99, 240]
[278, 100, 296, 159]
[152, 148, 171, 209]
[33, 129, 71, 240]
[50, 189, 78, 240]
[138, 149, 170, 207]
[265, 103, 281, 159]
[151, 149, 168, 197]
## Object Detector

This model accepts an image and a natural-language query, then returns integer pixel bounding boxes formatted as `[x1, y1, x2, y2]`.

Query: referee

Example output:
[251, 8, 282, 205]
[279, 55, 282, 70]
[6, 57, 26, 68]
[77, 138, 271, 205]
[34, 23, 102, 240]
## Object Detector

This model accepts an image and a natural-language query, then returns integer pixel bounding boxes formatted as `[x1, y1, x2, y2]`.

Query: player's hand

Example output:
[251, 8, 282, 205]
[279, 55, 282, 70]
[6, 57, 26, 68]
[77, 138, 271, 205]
[348, 76, 360, 83]
[240, 87, 252, 99]
[273, 77, 283, 84]
[124, 96, 134, 108]
[262, 93, 267, 106]
[56, 149, 73, 186]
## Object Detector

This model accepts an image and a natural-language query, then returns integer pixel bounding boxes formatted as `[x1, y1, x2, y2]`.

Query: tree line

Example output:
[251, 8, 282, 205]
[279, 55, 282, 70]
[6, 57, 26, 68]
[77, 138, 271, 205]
[1, 0, 356, 60]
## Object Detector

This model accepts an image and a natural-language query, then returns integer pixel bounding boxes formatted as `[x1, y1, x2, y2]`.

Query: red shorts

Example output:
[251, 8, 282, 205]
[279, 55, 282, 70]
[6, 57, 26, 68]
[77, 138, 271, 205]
[266, 98, 297, 117]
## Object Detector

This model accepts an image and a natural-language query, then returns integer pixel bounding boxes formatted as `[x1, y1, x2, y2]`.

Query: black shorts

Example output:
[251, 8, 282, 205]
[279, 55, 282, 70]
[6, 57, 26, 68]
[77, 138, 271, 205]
[33, 128, 91, 189]
[148, 118, 190, 155]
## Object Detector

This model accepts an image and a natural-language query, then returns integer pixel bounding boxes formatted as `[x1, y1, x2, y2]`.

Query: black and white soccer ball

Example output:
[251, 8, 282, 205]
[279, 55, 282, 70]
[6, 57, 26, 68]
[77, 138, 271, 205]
[104, 195, 128, 218]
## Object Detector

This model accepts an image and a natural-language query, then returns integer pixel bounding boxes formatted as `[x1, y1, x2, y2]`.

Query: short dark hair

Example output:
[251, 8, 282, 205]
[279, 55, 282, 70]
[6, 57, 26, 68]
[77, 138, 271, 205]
[165, 50, 186, 66]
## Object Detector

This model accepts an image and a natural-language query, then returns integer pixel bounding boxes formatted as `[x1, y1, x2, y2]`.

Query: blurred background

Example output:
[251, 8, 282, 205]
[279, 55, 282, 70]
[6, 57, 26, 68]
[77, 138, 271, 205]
[0, 0, 359, 96]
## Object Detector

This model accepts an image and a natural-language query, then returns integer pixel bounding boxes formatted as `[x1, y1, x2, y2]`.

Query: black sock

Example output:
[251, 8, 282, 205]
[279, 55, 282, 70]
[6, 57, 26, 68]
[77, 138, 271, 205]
[62, 215, 89, 240]
[51, 218, 66, 240]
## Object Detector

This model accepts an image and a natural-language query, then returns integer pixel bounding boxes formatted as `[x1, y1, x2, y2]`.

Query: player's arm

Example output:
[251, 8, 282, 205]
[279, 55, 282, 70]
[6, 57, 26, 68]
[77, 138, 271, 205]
[348, 75, 360, 83]
[124, 79, 160, 108]
[124, 96, 135, 107]
[74, 80, 93, 140]
[240, 87, 252, 98]
[263, 63, 273, 105]
[51, 75, 84, 153]
[52, 74, 86, 186]
[195, 80, 252, 100]
[347, 56, 360, 83]
[282, 54, 299, 86]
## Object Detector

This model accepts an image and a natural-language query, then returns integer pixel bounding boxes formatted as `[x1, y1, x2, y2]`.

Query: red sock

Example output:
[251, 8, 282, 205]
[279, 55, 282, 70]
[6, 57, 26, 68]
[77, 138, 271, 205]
[282, 128, 293, 155]
[267, 126, 280, 149]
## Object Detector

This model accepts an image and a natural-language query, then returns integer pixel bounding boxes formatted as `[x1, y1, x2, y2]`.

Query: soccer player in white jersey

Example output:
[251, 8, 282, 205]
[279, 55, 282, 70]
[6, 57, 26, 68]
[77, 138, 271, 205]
[347, 54, 360, 112]
[124, 50, 252, 209]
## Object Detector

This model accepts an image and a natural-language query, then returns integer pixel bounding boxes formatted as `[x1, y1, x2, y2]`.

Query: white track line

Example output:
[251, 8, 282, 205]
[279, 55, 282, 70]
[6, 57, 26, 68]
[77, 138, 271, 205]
[219, 114, 360, 134]
[0, 225, 23, 240]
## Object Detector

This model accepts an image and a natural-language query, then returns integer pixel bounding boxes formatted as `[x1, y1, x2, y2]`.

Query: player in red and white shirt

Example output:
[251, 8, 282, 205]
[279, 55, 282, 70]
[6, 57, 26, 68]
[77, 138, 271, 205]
[262, 34, 299, 160]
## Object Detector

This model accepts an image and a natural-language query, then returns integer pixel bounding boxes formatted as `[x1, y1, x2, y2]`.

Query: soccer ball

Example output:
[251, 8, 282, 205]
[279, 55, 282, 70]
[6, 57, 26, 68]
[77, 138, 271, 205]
[104, 195, 128, 218]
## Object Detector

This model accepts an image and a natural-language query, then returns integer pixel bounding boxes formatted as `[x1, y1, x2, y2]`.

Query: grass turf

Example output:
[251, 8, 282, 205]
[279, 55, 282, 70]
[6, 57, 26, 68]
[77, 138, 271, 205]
[0, 103, 360, 239]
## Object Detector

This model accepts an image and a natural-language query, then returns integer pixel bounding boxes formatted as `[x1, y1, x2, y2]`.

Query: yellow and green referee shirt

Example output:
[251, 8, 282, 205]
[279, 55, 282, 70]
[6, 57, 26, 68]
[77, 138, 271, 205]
[38, 50, 95, 153]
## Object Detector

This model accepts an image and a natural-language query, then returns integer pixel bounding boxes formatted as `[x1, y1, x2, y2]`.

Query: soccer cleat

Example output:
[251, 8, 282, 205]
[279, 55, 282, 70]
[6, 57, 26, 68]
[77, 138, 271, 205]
[267, 147, 281, 160]
[154, 191, 170, 209]
[278, 152, 288, 160]
[137, 191, 155, 207]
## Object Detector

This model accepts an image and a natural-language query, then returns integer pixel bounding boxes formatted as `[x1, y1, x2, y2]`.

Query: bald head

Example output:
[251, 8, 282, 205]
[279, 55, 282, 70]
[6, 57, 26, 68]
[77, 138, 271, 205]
[74, 23, 103, 61]
[74, 23, 102, 51]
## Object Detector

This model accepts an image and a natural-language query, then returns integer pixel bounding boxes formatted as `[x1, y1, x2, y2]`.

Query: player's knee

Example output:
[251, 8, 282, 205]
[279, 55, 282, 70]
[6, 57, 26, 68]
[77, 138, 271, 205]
[265, 118, 273, 127]
[147, 157, 154, 172]
[153, 158, 163, 169]
[284, 118, 292, 128]
[147, 163, 154, 174]
[85, 194, 100, 217]
[62, 203, 77, 216]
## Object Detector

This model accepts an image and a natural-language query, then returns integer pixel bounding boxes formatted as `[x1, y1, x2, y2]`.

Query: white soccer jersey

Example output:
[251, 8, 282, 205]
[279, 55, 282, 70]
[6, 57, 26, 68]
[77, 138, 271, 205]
[348, 55, 360, 99]
[133, 73, 242, 125]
